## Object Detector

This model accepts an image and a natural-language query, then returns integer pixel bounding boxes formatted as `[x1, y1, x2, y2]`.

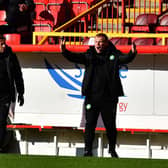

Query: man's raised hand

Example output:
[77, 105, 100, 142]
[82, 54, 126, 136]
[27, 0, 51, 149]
[131, 42, 137, 54]
[60, 39, 66, 52]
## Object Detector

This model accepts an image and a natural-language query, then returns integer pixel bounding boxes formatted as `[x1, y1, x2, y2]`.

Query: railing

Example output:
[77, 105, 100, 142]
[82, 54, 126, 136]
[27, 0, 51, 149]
[38, 0, 109, 45]
[33, 31, 168, 45]
[34, 0, 168, 45]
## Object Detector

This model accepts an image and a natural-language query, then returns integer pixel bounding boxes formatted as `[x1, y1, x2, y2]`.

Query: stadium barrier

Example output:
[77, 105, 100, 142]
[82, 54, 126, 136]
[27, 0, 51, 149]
[33, 32, 168, 46]
[3, 43, 168, 158]
[6, 124, 168, 158]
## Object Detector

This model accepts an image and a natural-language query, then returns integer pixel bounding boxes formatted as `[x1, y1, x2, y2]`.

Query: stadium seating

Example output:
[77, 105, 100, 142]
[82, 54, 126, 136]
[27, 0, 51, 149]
[34, 0, 55, 40]
[34, 2, 46, 20]
[35, 3, 46, 20]
[82, 37, 95, 45]
[68, 0, 91, 6]
[47, 0, 60, 2]
[131, 38, 154, 45]
[82, 36, 129, 46]
[155, 14, 168, 45]
[71, 1, 89, 17]
[4, 34, 21, 45]
[34, 0, 48, 4]
[47, 1, 64, 26]
[155, 38, 168, 45]
[71, 1, 89, 32]
[131, 14, 158, 33]
[6, 0, 167, 46]
[0, 10, 7, 25]
[110, 38, 129, 45]
[130, 14, 158, 46]
[34, 0, 55, 25]
[155, 14, 168, 32]
[47, 0, 88, 28]
[32, 20, 53, 44]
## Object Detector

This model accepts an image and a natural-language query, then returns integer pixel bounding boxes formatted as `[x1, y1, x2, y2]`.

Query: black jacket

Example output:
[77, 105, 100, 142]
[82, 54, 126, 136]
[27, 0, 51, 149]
[62, 42, 136, 98]
[4, 45, 24, 102]
[0, 0, 35, 27]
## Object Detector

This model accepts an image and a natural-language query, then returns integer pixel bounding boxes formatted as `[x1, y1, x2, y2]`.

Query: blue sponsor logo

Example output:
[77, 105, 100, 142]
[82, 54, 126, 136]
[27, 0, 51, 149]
[45, 59, 128, 99]
[45, 59, 84, 99]
[119, 65, 128, 79]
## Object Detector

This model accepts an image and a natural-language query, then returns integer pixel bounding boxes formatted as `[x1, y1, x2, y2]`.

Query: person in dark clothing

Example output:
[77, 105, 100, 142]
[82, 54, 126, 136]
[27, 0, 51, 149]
[0, 0, 35, 44]
[0, 34, 24, 152]
[60, 33, 137, 157]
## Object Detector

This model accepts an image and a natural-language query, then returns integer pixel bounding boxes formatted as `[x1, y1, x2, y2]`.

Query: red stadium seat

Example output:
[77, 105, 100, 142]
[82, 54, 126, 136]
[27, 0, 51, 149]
[82, 37, 95, 45]
[4, 34, 21, 45]
[0, 10, 7, 25]
[155, 14, 168, 32]
[155, 38, 168, 45]
[71, 2, 88, 32]
[0, 10, 6, 21]
[131, 14, 158, 32]
[34, 0, 48, 4]
[47, 0, 88, 32]
[159, 14, 168, 25]
[47, 2, 63, 26]
[131, 38, 154, 45]
[69, 0, 91, 4]
[71, 1, 88, 17]
[155, 15, 168, 45]
[37, 10, 54, 27]
[48, 0, 63, 3]
[83, 37, 129, 46]
[34, 2, 46, 20]
[110, 38, 129, 45]
[33, 20, 53, 44]
[34, 0, 55, 28]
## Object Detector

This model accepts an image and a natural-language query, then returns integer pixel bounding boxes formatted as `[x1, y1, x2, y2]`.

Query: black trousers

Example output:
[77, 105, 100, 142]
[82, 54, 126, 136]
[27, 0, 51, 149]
[0, 95, 10, 149]
[84, 97, 118, 153]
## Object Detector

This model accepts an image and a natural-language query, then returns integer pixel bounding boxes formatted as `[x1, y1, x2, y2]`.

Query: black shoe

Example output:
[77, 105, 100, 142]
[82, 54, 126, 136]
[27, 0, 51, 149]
[110, 150, 119, 158]
[84, 150, 93, 157]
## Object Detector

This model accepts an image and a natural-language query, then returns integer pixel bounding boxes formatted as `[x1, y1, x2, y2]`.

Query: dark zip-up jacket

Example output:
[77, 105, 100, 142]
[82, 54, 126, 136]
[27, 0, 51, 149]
[0, 0, 35, 27]
[4, 45, 24, 102]
[62, 42, 136, 98]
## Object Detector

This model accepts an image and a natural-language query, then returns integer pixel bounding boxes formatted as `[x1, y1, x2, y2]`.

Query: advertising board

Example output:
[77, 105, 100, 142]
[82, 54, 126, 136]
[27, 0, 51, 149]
[13, 52, 168, 130]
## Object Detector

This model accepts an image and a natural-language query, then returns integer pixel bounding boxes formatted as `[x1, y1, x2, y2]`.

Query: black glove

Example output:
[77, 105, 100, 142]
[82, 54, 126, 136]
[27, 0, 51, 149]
[18, 94, 24, 106]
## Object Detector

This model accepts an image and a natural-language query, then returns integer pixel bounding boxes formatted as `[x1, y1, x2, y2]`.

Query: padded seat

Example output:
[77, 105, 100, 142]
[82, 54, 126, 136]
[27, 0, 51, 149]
[83, 37, 129, 46]
[71, 2, 88, 32]
[34, 3, 46, 20]
[33, 20, 53, 44]
[131, 14, 158, 32]
[110, 38, 129, 45]
[131, 38, 154, 45]
[0, 10, 7, 25]
[47, 2, 63, 26]
[82, 37, 95, 45]
[4, 34, 21, 45]
[155, 14, 168, 32]
[156, 38, 168, 45]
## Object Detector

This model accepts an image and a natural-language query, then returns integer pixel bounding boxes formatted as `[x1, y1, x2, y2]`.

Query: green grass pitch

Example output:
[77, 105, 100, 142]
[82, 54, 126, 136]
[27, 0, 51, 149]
[0, 154, 168, 168]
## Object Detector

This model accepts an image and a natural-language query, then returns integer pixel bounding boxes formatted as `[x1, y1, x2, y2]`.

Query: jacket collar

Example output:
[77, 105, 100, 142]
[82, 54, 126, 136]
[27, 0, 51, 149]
[88, 41, 117, 55]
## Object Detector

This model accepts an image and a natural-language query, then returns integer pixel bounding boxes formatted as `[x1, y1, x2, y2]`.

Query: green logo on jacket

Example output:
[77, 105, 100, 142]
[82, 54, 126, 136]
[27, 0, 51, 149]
[109, 55, 115, 60]
[86, 104, 91, 110]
